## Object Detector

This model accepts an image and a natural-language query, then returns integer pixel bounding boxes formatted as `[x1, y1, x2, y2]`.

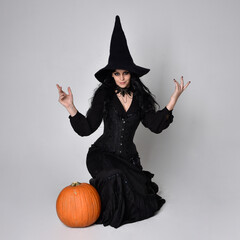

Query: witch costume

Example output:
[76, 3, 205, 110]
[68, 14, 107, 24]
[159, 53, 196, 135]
[68, 16, 174, 228]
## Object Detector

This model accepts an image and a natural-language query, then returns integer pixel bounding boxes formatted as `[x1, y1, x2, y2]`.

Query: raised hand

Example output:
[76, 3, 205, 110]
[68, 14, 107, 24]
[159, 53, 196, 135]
[56, 84, 78, 117]
[171, 76, 191, 101]
[56, 84, 74, 108]
[166, 76, 191, 111]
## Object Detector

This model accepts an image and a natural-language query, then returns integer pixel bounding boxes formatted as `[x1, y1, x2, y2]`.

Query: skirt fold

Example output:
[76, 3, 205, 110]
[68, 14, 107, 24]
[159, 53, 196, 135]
[87, 145, 165, 228]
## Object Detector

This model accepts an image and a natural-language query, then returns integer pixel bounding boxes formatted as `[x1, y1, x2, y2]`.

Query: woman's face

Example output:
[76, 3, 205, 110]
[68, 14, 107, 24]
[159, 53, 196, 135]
[112, 69, 131, 88]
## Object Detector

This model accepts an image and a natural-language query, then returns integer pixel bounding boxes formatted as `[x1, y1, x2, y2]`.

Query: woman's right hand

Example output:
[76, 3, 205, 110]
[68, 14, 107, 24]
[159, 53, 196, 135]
[56, 84, 73, 108]
[56, 84, 78, 116]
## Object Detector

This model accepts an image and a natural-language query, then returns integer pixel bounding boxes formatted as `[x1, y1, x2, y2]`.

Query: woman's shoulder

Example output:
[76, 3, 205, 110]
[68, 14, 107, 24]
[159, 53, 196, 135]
[92, 83, 113, 102]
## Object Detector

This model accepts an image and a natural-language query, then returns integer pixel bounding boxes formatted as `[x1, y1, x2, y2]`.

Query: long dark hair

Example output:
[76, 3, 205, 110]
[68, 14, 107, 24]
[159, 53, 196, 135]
[130, 73, 160, 112]
[90, 71, 160, 114]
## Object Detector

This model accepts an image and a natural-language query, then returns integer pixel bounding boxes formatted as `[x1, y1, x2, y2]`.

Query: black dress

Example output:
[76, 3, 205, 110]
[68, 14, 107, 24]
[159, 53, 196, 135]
[68, 85, 174, 228]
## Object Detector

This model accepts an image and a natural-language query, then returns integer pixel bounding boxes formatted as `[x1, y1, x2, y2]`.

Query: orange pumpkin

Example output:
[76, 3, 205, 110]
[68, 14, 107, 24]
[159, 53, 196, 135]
[56, 182, 101, 227]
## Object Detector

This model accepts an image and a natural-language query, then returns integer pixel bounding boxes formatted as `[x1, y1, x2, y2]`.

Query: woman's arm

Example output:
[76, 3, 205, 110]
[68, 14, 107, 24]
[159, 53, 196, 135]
[141, 76, 190, 133]
[141, 107, 174, 134]
[166, 76, 191, 111]
[66, 104, 78, 117]
[56, 84, 105, 136]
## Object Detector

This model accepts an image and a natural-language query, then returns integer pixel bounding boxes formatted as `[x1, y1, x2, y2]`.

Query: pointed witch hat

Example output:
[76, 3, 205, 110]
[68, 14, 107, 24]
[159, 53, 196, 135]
[95, 15, 150, 82]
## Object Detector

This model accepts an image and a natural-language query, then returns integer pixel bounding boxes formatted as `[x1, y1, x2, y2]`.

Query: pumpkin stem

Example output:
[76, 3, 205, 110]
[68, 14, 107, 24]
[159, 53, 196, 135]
[71, 182, 81, 187]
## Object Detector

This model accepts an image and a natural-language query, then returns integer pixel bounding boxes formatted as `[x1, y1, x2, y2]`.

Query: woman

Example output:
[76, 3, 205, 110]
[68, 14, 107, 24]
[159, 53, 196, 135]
[56, 16, 190, 228]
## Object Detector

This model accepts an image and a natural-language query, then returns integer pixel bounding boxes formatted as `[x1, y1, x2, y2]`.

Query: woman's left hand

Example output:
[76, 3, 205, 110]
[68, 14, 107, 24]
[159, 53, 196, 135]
[171, 76, 191, 101]
[166, 76, 191, 111]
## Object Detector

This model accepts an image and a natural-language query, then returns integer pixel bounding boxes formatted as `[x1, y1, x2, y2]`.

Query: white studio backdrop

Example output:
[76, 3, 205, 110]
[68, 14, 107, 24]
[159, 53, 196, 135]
[0, 0, 240, 239]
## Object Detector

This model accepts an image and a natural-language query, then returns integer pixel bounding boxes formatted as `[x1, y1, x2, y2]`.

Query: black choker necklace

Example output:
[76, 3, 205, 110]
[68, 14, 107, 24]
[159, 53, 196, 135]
[115, 85, 133, 97]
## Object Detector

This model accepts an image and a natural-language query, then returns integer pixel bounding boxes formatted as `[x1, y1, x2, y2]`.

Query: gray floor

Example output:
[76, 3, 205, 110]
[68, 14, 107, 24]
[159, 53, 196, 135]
[1, 173, 239, 240]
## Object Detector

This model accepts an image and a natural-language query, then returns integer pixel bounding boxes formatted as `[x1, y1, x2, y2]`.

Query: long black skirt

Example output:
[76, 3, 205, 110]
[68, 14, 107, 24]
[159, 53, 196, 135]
[86, 145, 166, 228]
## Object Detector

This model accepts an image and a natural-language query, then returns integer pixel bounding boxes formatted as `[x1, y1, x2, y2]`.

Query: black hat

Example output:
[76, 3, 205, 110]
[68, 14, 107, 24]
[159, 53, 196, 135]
[95, 16, 150, 82]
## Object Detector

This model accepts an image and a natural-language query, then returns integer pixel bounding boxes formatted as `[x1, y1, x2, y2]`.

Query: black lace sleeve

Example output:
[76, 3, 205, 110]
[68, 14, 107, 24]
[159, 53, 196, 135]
[141, 107, 174, 134]
[68, 86, 105, 136]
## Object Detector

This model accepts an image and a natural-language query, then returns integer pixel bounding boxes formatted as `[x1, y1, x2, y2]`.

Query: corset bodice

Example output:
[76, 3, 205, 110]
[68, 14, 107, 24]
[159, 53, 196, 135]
[93, 94, 140, 159]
